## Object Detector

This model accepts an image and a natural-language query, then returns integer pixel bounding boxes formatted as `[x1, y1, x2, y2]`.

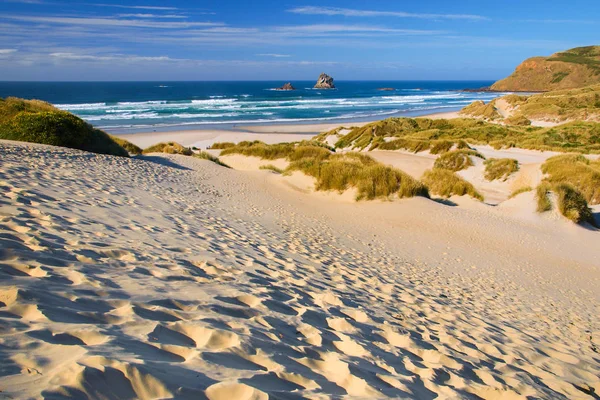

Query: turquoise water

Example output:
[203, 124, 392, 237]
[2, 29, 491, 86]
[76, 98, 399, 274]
[0, 81, 501, 133]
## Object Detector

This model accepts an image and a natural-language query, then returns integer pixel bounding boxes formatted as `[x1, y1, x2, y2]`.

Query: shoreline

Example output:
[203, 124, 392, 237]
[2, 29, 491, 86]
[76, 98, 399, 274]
[114, 110, 460, 149]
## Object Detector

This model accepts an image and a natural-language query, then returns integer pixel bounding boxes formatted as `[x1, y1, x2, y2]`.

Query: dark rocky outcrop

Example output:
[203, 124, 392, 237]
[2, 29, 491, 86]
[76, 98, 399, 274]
[314, 73, 335, 89]
[276, 83, 295, 91]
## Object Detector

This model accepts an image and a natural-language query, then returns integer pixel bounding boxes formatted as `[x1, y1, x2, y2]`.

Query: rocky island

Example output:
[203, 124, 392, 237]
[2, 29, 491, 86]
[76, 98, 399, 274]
[314, 73, 335, 89]
[276, 82, 295, 91]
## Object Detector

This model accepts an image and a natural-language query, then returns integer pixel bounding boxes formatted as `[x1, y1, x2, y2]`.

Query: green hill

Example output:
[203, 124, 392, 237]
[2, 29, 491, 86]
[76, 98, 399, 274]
[491, 46, 600, 92]
[0, 97, 129, 157]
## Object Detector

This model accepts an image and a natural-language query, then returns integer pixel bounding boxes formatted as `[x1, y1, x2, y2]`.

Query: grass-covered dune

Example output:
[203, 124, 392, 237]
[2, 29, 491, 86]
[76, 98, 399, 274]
[143, 141, 194, 156]
[323, 117, 600, 154]
[0, 97, 129, 157]
[461, 84, 600, 123]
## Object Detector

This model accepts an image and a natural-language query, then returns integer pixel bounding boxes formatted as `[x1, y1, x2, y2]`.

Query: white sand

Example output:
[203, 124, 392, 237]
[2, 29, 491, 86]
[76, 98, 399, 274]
[1, 140, 599, 399]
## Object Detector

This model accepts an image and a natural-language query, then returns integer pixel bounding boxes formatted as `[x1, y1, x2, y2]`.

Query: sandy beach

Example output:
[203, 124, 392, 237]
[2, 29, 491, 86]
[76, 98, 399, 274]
[1, 138, 599, 399]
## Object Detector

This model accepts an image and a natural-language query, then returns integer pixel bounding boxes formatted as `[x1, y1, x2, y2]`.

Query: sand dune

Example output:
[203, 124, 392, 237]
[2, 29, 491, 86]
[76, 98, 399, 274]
[1, 140, 599, 399]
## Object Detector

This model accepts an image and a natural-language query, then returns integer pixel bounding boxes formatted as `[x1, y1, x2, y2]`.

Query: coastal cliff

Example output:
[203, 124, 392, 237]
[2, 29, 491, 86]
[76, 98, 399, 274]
[491, 46, 600, 92]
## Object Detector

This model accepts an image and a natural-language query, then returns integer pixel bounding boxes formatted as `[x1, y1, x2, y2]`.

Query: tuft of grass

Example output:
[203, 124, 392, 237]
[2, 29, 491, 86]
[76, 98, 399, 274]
[143, 142, 193, 156]
[509, 186, 533, 198]
[484, 158, 519, 181]
[220, 141, 295, 160]
[259, 164, 284, 174]
[504, 114, 532, 126]
[554, 183, 595, 224]
[0, 107, 129, 157]
[536, 183, 553, 212]
[110, 135, 142, 155]
[541, 154, 600, 204]
[434, 149, 485, 172]
[460, 100, 502, 120]
[210, 142, 235, 149]
[421, 169, 483, 201]
[193, 151, 230, 168]
[429, 140, 454, 155]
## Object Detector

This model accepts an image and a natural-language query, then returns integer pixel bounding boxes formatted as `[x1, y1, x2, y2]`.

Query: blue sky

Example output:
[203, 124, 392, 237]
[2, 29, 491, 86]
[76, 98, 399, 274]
[0, 0, 598, 81]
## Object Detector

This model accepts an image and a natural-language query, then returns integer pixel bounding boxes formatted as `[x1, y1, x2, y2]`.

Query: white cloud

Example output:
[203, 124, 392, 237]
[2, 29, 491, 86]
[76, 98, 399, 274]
[257, 53, 291, 58]
[0, 49, 17, 54]
[273, 24, 446, 35]
[288, 6, 487, 21]
[115, 14, 188, 19]
[5, 15, 223, 29]
[86, 4, 179, 11]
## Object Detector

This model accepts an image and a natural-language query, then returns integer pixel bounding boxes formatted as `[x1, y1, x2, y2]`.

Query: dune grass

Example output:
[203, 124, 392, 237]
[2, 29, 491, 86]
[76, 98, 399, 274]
[429, 140, 454, 155]
[460, 100, 502, 120]
[434, 149, 485, 172]
[541, 154, 600, 204]
[210, 142, 235, 149]
[536, 183, 553, 212]
[220, 141, 295, 160]
[143, 142, 193, 156]
[509, 186, 533, 198]
[259, 164, 284, 174]
[334, 116, 600, 154]
[554, 184, 595, 224]
[421, 169, 483, 201]
[484, 158, 519, 181]
[193, 151, 230, 168]
[110, 135, 142, 155]
[504, 114, 532, 126]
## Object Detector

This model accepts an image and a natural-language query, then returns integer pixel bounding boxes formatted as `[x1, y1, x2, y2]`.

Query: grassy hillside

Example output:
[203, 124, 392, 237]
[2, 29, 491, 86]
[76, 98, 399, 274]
[323, 117, 600, 154]
[491, 46, 600, 92]
[0, 97, 129, 157]
[461, 84, 600, 123]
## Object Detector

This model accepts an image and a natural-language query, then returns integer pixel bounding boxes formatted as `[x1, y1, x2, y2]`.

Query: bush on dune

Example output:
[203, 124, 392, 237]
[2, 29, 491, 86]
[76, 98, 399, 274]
[0, 108, 129, 157]
[484, 158, 519, 181]
[210, 142, 236, 149]
[541, 154, 600, 204]
[434, 149, 485, 172]
[421, 169, 483, 201]
[536, 182, 595, 225]
[143, 142, 193, 156]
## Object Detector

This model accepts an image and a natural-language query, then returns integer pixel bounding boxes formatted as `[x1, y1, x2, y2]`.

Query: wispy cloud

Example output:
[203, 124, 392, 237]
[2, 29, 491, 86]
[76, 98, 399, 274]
[115, 14, 188, 19]
[273, 24, 446, 35]
[86, 3, 179, 11]
[256, 53, 291, 58]
[288, 6, 487, 21]
[0, 49, 17, 54]
[5, 15, 223, 29]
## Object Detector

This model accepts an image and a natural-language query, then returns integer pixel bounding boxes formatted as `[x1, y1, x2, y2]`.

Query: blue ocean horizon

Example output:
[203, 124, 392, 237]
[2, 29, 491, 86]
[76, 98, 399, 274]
[0, 81, 501, 133]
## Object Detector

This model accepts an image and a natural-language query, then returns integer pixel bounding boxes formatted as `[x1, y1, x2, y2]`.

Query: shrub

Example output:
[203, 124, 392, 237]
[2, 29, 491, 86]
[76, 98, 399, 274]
[110, 135, 142, 155]
[484, 158, 519, 181]
[259, 164, 284, 174]
[210, 142, 235, 149]
[143, 142, 193, 156]
[554, 183, 595, 224]
[193, 151, 230, 168]
[429, 140, 454, 155]
[0, 110, 129, 157]
[434, 150, 485, 172]
[421, 169, 483, 200]
[536, 183, 553, 212]
[541, 154, 600, 204]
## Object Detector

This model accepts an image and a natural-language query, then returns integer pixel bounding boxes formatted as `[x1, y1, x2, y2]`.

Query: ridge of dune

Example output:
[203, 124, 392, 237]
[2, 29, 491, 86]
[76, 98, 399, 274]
[0, 140, 599, 399]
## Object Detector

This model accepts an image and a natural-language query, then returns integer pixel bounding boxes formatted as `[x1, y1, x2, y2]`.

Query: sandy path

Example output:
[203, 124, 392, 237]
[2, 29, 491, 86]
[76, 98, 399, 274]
[0, 141, 599, 399]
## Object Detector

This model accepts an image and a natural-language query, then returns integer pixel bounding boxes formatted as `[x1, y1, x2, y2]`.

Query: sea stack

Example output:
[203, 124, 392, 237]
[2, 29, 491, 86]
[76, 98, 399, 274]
[276, 83, 295, 91]
[314, 73, 335, 89]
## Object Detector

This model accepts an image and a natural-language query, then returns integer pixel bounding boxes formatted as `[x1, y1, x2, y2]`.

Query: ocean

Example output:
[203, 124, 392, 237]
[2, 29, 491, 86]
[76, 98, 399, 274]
[0, 81, 501, 133]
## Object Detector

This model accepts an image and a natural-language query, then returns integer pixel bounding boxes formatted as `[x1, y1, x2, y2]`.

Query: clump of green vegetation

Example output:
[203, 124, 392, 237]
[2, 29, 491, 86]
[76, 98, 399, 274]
[551, 71, 570, 83]
[193, 151, 230, 168]
[0, 97, 129, 157]
[288, 152, 429, 200]
[554, 183, 595, 224]
[259, 164, 284, 174]
[460, 100, 502, 120]
[484, 158, 519, 181]
[504, 114, 532, 126]
[509, 186, 533, 198]
[220, 141, 295, 159]
[110, 135, 142, 155]
[210, 142, 235, 149]
[541, 154, 600, 204]
[536, 183, 553, 212]
[143, 142, 193, 156]
[421, 169, 483, 201]
[429, 140, 454, 155]
[334, 116, 600, 154]
[434, 149, 484, 172]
